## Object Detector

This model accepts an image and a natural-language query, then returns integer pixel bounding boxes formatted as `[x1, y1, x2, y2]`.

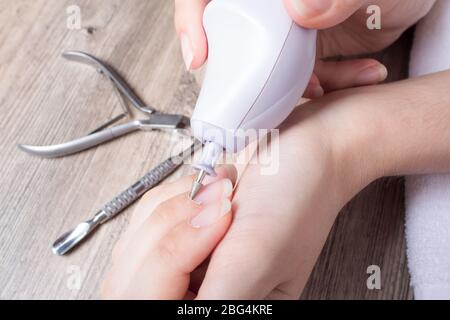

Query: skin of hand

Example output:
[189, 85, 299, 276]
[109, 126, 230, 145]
[101, 166, 237, 299]
[174, 0, 435, 97]
[103, 70, 450, 299]
[192, 70, 450, 299]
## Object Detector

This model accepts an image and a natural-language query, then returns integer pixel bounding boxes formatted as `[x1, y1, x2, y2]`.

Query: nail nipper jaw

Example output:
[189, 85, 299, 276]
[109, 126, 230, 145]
[138, 114, 190, 130]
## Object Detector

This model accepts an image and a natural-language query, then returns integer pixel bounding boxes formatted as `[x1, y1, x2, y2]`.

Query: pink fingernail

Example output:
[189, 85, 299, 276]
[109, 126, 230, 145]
[355, 65, 388, 86]
[313, 85, 324, 98]
[180, 33, 193, 70]
[193, 179, 233, 204]
[191, 199, 231, 228]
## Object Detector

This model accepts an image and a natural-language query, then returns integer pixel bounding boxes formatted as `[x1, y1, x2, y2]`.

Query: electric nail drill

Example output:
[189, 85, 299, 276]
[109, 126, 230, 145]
[189, 0, 317, 199]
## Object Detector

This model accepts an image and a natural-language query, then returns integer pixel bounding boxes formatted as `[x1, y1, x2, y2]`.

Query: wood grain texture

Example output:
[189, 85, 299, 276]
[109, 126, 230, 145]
[0, 0, 198, 300]
[0, 0, 413, 299]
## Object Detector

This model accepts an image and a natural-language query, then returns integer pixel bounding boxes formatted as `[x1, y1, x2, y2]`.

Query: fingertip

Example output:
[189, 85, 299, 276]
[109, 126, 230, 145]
[353, 61, 388, 86]
[304, 84, 324, 99]
[193, 178, 233, 205]
[284, 0, 364, 29]
[378, 64, 388, 82]
[283, 0, 331, 28]
[184, 28, 208, 70]
[156, 198, 232, 275]
[178, 29, 207, 70]
[303, 73, 324, 99]
[283, 0, 305, 26]
[175, 1, 209, 70]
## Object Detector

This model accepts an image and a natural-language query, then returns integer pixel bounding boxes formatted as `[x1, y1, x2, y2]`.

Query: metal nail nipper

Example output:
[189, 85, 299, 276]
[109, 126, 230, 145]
[18, 51, 191, 158]
[18, 51, 198, 255]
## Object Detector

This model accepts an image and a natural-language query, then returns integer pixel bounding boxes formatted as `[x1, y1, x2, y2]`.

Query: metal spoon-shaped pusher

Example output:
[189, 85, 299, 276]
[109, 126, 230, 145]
[52, 142, 200, 256]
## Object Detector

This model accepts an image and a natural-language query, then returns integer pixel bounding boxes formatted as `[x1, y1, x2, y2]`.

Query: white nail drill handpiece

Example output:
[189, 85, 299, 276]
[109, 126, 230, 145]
[189, 0, 317, 199]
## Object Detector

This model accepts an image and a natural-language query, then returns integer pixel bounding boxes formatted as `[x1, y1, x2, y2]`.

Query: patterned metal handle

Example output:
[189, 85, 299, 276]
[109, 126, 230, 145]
[52, 144, 199, 255]
[101, 156, 181, 220]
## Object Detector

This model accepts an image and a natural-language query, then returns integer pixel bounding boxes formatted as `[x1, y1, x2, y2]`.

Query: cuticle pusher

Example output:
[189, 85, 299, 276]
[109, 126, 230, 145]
[52, 141, 200, 256]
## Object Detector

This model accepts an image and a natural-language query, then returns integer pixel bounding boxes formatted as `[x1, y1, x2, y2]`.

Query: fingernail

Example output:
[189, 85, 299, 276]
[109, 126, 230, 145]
[193, 179, 233, 204]
[355, 65, 388, 86]
[191, 199, 231, 228]
[313, 85, 324, 98]
[291, 0, 332, 17]
[180, 33, 193, 70]
[305, 84, 324, 98]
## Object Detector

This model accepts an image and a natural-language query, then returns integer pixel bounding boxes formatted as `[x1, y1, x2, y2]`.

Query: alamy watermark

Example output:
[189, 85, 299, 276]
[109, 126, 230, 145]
[66, 265, 82, 292]
[366, 265, 381, 290]
[166, 128, 281, 176]
[66, 5, 81, 30]
[366, 5, 381, 30]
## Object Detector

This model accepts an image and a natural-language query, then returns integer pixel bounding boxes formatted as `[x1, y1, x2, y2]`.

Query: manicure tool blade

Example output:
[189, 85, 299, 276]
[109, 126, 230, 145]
[189, 170, 207, 200]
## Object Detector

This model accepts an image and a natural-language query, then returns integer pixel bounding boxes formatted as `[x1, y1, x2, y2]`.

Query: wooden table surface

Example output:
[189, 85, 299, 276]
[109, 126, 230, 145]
[0, 0, 413, 299]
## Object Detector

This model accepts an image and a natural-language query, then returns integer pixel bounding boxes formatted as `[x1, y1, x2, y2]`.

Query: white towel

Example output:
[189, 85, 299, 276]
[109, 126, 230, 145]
[406, 0, 450, 300]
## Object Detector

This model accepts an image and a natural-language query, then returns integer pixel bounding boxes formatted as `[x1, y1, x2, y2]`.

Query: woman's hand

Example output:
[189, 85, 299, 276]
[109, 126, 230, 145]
[103, 70, 450, 299]
[283, 0, 435, 57]
[193, 70, 450, 299]
[101, 167, 236, 299]
[174, 0, 435, 97]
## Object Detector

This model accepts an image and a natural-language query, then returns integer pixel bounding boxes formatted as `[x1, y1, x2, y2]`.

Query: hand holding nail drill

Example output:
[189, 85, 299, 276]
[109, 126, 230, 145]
[181, 0, 433, 198]
[177, 0, 433, 97]
[102, 0, 437, 299]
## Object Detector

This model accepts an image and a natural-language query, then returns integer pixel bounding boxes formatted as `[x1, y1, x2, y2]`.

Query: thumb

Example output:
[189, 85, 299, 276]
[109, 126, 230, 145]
[175, 0, 210, 70]
[283, 0, 366, 29]
[102, 179, 233, 299]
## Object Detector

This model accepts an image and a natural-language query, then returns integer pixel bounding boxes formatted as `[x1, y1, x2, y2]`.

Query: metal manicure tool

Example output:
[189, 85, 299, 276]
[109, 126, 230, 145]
[19, 51, 191, 158]
[18, 51, 198, 255]
[52, 142, 200, 256]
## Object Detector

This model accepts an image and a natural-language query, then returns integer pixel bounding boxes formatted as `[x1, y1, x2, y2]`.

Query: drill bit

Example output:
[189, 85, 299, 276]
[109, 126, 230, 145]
[189, 170, 207, 200]
[189, 141, 222, 200]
